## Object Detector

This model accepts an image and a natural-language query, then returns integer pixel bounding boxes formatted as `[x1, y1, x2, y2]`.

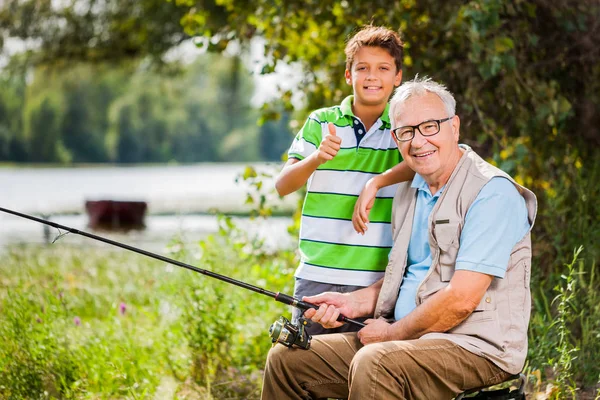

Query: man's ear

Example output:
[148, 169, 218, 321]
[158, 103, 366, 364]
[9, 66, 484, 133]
[390, 130, 400, 147]
[345, 69, 352, 85]
[452, 115, 461, 141]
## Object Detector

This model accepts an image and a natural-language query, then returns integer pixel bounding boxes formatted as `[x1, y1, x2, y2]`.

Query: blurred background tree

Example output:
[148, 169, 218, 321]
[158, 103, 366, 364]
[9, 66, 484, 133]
[0, 0, 293, 163]
[0, 0, 188, 64]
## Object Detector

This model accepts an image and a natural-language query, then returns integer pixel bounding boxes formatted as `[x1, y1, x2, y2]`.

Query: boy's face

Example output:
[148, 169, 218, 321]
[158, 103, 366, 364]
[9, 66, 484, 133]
[345, 46, 402, 108]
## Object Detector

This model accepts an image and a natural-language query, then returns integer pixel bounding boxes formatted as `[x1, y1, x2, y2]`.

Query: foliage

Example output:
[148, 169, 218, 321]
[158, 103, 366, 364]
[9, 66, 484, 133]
[258, 111, 294, 162]
[0, 0, 189, 64]
[0, 288, 80, 398]
[0, 53, 290, 163]
[0, 70, 26, 161]
[0, 217, 297, 398]
[528, 245, 600, 398]
[0, 245, 185, 398]
[177, 0, 597, 146]
[524, 157, 600, 393]
[549, 247, 581, 398]
[178, 215, 296, 398]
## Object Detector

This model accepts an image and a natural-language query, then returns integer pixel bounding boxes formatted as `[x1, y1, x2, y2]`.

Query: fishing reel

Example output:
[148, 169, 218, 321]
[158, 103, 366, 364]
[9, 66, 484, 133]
[269, 316, 312, 350]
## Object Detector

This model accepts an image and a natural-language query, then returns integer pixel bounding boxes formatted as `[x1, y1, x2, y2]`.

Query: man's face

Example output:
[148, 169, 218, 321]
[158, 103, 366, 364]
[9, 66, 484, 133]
[345, 46, 402, 108]
[392, 92, 460, 180]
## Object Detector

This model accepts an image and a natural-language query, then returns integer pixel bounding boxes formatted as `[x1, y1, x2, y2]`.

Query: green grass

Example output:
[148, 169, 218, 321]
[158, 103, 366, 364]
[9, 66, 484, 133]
[1, 209, 598, 399]
[0, 217, 297, 399]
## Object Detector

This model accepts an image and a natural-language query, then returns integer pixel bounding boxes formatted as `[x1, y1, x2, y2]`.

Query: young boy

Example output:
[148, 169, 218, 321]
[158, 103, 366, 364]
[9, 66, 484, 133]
[275, 26, 415, 334]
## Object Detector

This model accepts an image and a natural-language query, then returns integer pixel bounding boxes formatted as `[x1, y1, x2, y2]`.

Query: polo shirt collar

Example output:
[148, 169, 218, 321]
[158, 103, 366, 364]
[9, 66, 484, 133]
[381, 102, 391, 125]
[411, 173, 445, 199]
[340, 95, 355, 117]
[340, 95, 391, 125]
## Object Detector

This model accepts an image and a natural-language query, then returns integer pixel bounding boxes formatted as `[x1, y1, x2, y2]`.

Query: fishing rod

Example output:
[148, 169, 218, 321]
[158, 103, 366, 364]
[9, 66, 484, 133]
[0, 206, 365, 349]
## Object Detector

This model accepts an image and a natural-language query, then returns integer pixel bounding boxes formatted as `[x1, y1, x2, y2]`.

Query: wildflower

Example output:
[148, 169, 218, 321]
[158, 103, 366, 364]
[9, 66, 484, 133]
[119, 302, 127, 315]
[74, 316, 81, 326]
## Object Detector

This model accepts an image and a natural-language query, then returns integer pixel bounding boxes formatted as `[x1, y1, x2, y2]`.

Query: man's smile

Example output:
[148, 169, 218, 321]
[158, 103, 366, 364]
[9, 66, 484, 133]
[412, 150, 437, 158]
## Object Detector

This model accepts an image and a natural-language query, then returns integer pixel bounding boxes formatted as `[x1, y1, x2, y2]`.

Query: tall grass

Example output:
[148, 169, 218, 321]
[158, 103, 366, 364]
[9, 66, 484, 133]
[526, 157, 600, 397]
[177, 216, 296, 398]
[0, 216, 297, 399]
[0, 243, 188, 398]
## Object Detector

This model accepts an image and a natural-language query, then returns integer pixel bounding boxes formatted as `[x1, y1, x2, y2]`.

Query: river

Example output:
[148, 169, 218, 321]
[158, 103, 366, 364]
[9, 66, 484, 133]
[0, 163, 297, 250]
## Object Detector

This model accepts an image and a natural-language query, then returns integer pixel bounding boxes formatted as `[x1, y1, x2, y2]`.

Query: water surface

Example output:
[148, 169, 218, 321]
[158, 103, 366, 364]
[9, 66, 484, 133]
[1, 163, 296, 249]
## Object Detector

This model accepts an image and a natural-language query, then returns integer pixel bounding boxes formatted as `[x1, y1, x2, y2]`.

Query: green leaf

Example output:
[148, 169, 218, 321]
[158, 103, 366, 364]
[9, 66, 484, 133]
[242, 166, 258, 180]
[494, 36, 514, 53]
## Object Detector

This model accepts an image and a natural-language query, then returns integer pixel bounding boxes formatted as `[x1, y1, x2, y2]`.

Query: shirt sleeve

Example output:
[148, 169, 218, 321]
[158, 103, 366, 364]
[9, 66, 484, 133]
[288, 113, 322, 160]
[455, 177, 531, 278]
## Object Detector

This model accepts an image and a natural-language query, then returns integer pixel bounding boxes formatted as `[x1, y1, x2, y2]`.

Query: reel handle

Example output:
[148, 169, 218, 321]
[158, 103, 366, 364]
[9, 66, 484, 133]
[275, 292, 366, 328]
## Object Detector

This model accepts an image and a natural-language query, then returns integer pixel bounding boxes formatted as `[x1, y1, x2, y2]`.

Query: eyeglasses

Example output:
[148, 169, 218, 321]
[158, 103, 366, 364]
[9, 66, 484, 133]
[392, 116, 454, 142]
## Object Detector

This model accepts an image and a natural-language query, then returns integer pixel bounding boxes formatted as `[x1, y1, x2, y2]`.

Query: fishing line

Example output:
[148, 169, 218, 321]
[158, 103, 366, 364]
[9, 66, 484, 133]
[52, 227, 70, 244]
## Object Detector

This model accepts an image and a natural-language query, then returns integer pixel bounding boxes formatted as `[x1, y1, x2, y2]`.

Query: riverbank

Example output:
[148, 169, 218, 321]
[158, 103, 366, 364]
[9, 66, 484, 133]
[0, 212, 295, 251]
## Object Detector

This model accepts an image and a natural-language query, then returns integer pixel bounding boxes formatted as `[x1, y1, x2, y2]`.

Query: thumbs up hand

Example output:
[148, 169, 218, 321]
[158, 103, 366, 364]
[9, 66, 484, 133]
[316, 123, 342, 164]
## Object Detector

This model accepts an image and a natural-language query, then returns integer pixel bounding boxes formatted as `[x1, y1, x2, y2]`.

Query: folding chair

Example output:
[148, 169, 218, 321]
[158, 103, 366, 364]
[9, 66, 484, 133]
[455, 373, 526, 399]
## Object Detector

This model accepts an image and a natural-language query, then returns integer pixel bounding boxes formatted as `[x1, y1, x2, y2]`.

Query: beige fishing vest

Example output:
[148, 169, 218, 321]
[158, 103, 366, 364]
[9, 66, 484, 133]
[374, 146, 537, 374]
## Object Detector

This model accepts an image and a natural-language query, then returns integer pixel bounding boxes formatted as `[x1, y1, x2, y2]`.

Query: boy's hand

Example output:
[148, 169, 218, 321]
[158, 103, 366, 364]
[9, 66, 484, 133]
[316, 123, 342, 164]
[352, 178, 379, 234]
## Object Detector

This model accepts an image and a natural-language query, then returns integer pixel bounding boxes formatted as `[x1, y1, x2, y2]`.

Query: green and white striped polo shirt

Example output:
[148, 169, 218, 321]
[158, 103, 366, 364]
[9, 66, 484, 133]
[288, 95, 403, 286]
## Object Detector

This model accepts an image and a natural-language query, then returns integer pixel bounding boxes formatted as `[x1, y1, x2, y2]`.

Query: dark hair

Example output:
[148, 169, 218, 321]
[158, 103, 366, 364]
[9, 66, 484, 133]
[345, 25, 404, 72]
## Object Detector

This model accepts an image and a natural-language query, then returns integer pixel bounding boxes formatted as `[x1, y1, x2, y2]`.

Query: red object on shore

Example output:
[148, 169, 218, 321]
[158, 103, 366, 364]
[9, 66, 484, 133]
[85, 200, 147, 230]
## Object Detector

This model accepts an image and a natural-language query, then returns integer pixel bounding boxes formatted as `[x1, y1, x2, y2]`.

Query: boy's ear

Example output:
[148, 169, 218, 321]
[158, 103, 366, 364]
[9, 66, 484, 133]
[345, 69, 352, 85]
[394, 70, 403, 86]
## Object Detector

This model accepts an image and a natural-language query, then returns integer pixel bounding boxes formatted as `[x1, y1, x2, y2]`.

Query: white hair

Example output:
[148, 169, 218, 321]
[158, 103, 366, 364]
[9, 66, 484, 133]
[389, 76, 456, 127]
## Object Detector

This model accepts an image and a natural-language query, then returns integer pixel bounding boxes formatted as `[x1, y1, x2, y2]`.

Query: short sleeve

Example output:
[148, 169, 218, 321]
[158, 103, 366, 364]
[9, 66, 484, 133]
[288, 113, 322, 160]
[455, 177, 531, 278]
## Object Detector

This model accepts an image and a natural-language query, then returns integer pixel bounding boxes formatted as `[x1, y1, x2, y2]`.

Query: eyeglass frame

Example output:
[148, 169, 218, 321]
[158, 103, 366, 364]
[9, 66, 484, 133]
[391, 116, 454, 142]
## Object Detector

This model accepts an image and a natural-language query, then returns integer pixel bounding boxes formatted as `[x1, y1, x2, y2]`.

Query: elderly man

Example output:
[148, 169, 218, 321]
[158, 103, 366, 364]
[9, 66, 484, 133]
[261, 77, 537, 400]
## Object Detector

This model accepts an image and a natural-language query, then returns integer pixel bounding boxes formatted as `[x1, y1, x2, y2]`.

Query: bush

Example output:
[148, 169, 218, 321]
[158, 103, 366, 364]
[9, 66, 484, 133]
[179, 216, 296, 399]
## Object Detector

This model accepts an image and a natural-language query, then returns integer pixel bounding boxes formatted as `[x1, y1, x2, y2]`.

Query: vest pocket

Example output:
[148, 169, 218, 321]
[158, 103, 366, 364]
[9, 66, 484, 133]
[433, 222, 460, 247]
[509, 248, 530, 289]
[434, 222, 460, 282]
[456, 293, 497, 326]
[456, 309, 494, 326]
[474, 291, 497, 311]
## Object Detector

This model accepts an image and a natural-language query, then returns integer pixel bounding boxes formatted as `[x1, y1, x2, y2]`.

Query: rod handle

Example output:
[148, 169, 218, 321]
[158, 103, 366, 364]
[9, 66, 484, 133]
[274, 292, 366, 328]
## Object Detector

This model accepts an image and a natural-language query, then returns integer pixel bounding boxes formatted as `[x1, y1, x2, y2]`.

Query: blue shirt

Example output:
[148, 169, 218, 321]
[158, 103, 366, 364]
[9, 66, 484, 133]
[394, 174, 530, 321]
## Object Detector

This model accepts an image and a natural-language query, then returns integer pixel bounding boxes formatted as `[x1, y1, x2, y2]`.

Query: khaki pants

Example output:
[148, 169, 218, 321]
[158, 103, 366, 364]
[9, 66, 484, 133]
[261, 333, 510, 400]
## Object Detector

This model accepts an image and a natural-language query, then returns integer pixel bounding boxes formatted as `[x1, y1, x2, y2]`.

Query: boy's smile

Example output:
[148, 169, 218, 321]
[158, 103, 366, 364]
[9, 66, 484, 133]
[345, 46, 402, 109]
